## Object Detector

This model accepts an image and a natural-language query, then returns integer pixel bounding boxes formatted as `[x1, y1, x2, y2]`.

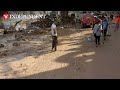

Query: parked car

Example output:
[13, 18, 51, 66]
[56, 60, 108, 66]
[81, 13, 94, 28]
[81, 13, 100, 28]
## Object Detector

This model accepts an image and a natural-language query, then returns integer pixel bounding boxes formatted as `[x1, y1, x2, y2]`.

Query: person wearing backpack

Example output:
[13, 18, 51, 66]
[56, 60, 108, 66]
[93, 20, 102, 47]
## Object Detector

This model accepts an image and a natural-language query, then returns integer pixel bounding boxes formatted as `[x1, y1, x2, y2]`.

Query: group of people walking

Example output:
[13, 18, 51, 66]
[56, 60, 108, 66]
[93, 14, 120, 47]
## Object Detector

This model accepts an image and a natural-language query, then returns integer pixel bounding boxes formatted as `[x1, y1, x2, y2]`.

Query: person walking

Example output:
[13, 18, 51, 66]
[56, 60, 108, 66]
[101, 17, 109, 41]
[92, 16, 100, 30]
[110, 14, 113, 20]
[51, 22, 58, 52]
[107, 17, 113, 36]
[93, 21, 102, 47]
[114, 15, 120, 31]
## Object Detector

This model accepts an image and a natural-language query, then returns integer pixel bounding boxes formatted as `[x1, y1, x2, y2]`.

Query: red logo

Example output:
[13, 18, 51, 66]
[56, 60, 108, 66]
[3, 13, 10, 20]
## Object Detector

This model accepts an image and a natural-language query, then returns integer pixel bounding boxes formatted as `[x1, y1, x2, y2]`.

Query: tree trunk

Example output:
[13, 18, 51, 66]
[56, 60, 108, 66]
[60, 11, 68, 18]
[60, 11, 68, 24]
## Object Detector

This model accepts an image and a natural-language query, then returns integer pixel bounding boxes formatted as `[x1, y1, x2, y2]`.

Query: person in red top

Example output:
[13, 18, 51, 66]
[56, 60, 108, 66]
[118, 15, 120, 24]
[114, 15, 120, 31]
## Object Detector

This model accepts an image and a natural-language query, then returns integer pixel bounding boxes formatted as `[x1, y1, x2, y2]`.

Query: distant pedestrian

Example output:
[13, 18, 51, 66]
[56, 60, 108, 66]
[51, 22, 58, 51]
[107, 17, 112, 36]
[92, 16, 100, 30]
[101, 17, 109, 41]
[114, 15, 120, 31]
[93, 21, 102, 47]
[110, 14, 113, 20]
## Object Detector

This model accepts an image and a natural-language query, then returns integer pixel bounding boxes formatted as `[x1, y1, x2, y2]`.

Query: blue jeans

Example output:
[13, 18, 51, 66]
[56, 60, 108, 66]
[115, 23, 119, 30]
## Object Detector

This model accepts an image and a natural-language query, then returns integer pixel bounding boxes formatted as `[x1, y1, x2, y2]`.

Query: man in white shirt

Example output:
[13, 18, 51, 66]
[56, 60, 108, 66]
[51, 22, 58, 51]
[51, 22, 57, 36]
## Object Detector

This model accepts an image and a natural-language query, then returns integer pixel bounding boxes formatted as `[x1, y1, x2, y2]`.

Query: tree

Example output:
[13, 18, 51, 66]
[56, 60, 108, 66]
[60, 11, 69, 24]
[60, 11, 68, 18]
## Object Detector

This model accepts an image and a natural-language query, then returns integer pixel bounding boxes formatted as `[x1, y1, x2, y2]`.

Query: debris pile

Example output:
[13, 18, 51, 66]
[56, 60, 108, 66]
[31, 18, 52, 29]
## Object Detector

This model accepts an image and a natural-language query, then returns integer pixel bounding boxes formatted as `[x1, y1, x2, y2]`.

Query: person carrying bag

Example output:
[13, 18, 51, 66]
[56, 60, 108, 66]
[93, 21, 102, 47]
